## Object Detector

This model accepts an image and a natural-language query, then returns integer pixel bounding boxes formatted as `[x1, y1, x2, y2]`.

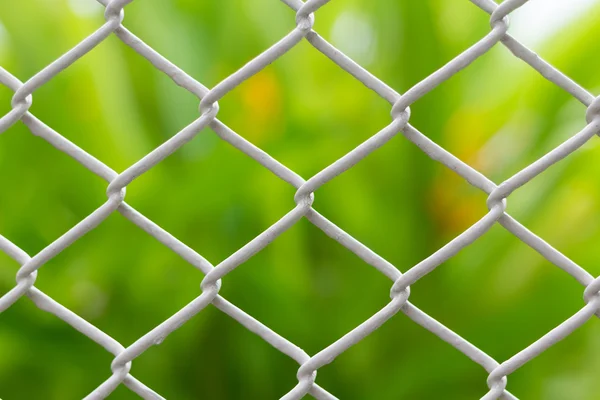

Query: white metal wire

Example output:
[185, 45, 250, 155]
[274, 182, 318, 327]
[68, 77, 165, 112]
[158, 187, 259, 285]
[1, 0, 599, 398]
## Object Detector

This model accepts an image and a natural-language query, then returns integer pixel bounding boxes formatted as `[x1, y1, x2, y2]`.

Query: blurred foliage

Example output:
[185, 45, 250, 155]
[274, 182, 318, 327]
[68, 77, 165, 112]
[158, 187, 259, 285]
[1, 0, 600, 399]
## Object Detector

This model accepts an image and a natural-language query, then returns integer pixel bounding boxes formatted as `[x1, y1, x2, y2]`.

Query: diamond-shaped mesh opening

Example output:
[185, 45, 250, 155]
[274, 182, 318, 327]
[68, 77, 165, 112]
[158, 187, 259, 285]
[419, 224, 584, 341]
[315, 317, 489, 399]
[124, 131, 296, 262]
[211, 41, 392, 179]
[133, 306, 303, 399]
[32, 212, 201, 341]
[222, 218, 393, 351]
[28, 34, 203, 173]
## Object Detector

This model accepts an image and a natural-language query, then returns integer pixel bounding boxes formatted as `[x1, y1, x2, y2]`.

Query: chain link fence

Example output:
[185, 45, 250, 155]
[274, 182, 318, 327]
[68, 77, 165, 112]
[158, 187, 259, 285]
[1, 0, 599, 398]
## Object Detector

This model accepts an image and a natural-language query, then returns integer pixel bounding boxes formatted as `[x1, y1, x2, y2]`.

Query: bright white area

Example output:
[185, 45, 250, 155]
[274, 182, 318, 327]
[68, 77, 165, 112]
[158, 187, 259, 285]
[0, 21, 7, 53]
[330, 11, 377, 66]
[510, 0, 597, 45]
[67, 0, 104, 18]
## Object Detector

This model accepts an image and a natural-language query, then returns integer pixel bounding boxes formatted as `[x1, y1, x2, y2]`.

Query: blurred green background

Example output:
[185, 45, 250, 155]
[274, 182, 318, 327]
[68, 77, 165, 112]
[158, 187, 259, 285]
[1, 0, 600, 398]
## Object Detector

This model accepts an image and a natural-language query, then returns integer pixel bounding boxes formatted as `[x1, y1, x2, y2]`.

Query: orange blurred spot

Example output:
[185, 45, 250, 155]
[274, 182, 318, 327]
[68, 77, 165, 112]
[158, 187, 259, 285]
[428, 169, 486, 235]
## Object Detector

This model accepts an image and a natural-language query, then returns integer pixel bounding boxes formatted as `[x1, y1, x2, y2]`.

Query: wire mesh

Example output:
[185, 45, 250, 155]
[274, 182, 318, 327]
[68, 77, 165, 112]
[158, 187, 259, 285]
[1, 0, 599, 398]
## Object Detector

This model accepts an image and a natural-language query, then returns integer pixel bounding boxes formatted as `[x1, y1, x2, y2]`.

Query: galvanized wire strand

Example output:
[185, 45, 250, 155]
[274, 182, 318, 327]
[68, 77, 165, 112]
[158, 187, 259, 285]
[1, 0, 599, 398]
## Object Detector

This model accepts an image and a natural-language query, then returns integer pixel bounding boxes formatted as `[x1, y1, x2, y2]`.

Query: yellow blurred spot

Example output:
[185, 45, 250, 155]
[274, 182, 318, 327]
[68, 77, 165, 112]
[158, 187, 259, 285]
[444, 108, 488, 170]
[235, 69, 283, 145]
